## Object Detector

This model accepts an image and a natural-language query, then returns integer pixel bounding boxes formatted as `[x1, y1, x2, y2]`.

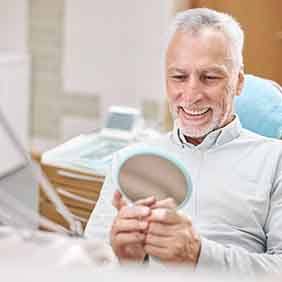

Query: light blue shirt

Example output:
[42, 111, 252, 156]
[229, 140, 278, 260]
[85, 117, 282, 275]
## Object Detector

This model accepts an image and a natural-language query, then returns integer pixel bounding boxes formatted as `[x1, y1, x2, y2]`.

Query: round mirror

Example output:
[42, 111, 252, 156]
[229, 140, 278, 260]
[113, 145, 192, 209]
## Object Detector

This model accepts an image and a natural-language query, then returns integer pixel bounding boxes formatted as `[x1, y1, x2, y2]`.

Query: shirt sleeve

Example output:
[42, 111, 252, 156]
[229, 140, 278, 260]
[196, 157, 282, 275]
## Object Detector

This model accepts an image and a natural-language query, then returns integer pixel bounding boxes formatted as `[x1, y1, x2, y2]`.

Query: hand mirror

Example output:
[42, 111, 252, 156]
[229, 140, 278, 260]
[113, 145, 192, 209]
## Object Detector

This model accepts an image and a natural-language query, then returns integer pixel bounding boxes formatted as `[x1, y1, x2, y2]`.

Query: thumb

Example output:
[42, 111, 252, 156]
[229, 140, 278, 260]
[112, 190, 127, 210]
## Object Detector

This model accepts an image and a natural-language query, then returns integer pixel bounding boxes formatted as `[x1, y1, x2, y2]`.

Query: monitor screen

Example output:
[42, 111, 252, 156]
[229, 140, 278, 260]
[105, 112, 136, 131]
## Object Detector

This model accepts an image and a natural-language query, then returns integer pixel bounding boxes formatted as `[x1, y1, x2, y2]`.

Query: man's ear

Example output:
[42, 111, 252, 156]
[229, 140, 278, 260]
[235, 69, 244, 97]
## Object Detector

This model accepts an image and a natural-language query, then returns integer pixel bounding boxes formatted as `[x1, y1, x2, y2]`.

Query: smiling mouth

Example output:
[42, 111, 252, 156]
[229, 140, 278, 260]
[179, 106, 210, 117]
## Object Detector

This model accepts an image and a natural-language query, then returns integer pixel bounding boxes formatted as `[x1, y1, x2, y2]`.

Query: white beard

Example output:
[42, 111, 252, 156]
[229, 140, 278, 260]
[179, 115, 219, 138]
[169, 93, 235, 139]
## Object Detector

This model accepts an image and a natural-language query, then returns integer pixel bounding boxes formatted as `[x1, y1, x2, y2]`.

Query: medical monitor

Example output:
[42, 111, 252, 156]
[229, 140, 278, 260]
[101, 106, 143, 140]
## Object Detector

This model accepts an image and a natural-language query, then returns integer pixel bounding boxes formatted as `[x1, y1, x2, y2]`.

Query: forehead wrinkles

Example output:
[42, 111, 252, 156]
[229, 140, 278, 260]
[167, 63, 229, 74]
[166, 30, 236, 73]
[166, 58, 234, 78]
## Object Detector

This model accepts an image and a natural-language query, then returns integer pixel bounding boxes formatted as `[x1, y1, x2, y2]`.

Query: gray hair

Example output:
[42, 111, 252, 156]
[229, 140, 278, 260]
[167, 8, 244, 70]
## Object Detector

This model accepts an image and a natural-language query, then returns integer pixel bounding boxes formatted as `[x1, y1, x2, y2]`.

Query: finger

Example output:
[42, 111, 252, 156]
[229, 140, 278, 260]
[119, 205, 151, 219]
[148, 209, 187, 225]
[145, 233, 171, 248]
[135, 196, 156, 207]
[114, 232, 146, 246]
[144, 244, 170, 260]
[112, 190, 127, 210]
[112, 218, 148, 234]
[147, 222, 176, 237]
[150, 198, 177, 209]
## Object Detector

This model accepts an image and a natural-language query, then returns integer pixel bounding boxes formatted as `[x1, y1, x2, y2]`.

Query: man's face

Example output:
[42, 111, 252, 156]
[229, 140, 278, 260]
[166, 29, 244, 141]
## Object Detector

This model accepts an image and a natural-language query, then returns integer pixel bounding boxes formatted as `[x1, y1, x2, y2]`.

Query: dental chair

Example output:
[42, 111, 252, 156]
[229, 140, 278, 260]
[235, 74, 282, 139]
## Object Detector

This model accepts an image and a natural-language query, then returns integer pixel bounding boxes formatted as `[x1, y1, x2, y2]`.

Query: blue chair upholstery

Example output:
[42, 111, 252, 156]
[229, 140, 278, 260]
[235, 74, 282, 139]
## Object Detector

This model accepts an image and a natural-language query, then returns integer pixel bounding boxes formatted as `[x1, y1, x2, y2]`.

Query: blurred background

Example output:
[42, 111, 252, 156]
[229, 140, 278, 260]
[0, 0, 281, 154]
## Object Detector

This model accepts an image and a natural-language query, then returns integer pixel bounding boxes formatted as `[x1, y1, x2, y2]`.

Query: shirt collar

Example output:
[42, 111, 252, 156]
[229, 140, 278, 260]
[172, 115, 242, 150]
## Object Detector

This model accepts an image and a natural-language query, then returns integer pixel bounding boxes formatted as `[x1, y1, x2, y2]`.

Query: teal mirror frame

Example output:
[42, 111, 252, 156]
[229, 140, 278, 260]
[112, 145, 193, 209]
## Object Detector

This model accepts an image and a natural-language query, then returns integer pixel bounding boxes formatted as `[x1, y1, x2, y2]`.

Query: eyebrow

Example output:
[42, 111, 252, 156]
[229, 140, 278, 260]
[167, 64, 229, 75]
[201, 65, 229, 74]
[167, 67, 187, 74]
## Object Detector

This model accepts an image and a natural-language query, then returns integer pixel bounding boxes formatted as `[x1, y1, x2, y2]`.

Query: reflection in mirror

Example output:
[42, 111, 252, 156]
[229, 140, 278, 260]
[115, 147, 192, 209]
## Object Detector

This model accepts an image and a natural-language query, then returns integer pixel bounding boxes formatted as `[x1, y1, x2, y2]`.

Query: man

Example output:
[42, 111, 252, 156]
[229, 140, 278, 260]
[85, 8, 282, 274]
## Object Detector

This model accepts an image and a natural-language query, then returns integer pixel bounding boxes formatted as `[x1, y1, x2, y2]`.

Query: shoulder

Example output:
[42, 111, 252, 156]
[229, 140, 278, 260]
[239, 128, 282, 159]
[240, 127, 282, 145]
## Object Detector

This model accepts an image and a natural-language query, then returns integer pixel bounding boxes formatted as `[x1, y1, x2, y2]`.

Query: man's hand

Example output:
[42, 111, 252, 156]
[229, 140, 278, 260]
[145, 208, 201, 267]
[110, 191, 155, 262]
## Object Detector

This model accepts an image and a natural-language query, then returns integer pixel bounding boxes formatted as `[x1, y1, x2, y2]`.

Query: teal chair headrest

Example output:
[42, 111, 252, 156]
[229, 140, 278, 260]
[235, 74, 282, 139]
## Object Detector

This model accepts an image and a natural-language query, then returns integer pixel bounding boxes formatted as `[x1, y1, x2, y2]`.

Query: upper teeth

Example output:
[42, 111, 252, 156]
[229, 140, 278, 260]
[182, 108, 209, 116]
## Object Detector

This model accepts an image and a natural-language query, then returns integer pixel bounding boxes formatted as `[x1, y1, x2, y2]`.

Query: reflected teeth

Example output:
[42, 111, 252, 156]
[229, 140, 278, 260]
[182, 108, 209, 116]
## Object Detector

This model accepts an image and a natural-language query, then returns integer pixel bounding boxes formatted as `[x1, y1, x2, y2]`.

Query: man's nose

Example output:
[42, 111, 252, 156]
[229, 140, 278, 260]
[182, 76, 203, 103]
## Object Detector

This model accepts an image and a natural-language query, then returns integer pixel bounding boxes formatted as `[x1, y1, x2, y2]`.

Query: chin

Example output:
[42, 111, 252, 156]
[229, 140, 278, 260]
[180, 122, 218, 138]
[182, 129, 208, 139]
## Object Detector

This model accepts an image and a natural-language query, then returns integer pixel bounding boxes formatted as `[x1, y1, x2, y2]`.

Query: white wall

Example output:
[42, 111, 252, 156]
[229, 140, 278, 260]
[0, 0, 28, 51]
[0, 54, 30, 147]
[63, 0, 172, 121]
[0, 0, 29, 146]
[0, 1, 35, 211]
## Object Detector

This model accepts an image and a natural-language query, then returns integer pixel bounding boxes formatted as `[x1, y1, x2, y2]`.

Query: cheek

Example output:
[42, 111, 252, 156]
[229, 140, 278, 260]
[223, 84, 235, 105]
[208, 85, 229, 105]
[166, 82, 182, 102]
[212, 87, 234, 114]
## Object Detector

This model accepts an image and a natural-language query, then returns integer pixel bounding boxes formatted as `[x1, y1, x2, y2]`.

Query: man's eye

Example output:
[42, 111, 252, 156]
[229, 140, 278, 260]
[171, 75, 187, 81]
[205, 75, 217, 80]
[206, 74, 221, 79]
[201, 75, 220, 82]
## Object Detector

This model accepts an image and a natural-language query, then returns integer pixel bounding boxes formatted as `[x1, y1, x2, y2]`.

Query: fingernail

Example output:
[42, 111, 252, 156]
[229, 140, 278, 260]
[152, 209, 166, 219]
[140, 207, 150, 216]
[140, 221, 148, 229]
